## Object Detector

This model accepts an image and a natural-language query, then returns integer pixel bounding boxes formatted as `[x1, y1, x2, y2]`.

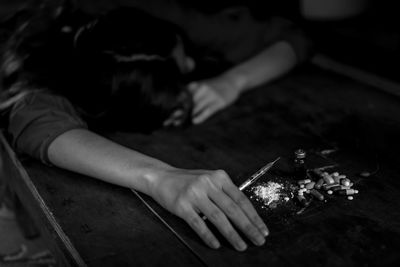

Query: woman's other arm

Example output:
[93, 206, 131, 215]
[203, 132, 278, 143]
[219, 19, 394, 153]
[187, 16, 312, 124]
[189, 40, 297, 124]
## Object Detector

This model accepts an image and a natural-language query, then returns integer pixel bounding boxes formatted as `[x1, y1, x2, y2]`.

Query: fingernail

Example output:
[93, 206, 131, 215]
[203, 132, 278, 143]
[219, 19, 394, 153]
[236, 241, 247, 251]
[254, 235, 265, 246]
[262, 229, 269, 236]
[262, 228, 269, 237]
[211, 240, 220, 249]
[259, 224, 269, 237]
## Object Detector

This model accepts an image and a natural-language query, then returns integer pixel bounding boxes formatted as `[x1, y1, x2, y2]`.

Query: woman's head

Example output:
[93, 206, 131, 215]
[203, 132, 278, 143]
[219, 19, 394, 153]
[2, 5, 193, 131]
[73, 8, 194, 131]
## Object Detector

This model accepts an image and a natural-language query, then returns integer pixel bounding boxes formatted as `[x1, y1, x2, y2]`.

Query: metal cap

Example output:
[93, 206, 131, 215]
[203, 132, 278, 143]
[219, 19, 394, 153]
[294, 149, 306, 159]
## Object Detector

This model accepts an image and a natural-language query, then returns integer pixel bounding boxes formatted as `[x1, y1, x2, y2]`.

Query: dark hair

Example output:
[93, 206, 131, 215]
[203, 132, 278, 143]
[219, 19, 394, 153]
[101, 59, 192, 131]
[72, 8, 192, 131]
[1, 4, 193, 132]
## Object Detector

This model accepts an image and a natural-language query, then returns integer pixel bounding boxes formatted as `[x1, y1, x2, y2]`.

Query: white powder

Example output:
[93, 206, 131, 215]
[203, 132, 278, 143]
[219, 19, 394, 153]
[251, 182, 283, 206]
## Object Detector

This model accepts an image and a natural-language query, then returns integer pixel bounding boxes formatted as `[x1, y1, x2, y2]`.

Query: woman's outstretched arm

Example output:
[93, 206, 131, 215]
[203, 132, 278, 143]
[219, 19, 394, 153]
[48, 128, 269, 251]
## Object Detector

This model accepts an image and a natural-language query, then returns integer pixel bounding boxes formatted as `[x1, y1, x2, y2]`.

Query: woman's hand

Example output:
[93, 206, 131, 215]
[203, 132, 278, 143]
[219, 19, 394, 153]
[188, 74, 243, 124]
[148, 167, 269, 251]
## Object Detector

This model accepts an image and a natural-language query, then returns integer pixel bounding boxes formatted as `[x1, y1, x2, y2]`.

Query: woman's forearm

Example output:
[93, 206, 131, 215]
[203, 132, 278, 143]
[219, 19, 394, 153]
[47, 128, 270, 251]
[47, 128, 172, 195]
[223, 40, 297, 93]
[187, 41, 298, 124]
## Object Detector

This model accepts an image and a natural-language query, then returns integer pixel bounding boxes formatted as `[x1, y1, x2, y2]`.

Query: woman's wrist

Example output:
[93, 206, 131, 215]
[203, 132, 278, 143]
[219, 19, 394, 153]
[136, 162, 175, 196]
[221, 70, 248, 95]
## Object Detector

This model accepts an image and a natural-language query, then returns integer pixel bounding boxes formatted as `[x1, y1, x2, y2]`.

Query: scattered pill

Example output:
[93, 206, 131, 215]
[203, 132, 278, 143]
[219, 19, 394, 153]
[340, 186, 351, 190]
[322, 174, 335, 185]
[310, 189, 324, 201]
[348, 196, 354, 200]
[315, 179, 324, 189]
[332, 172, 339, 177]
[327, 190, 333, 195]
[298, 179, 311, 185]
[331, 185, 343, 191]
[300, 184, 305, 188]
[61, 26, 73, 33]
[284, 197, 290, 201]
[359, 172, 371, 178]
[341, 179, 351, 187]
[338, 175, 347, 179]
[305, 182, 315, 190]
[337, 189, 357, 196]
[323, 183, 340, 190]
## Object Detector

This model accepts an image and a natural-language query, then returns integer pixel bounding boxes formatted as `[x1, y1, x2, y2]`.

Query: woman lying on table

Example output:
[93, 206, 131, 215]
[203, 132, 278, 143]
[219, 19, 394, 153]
[0, 2, 310, 251]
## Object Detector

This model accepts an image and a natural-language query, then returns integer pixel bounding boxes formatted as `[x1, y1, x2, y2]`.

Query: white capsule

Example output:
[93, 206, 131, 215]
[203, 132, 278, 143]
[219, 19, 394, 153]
[359, 172, 371, 178]
[305, 182, 315, 190]
[61, 26, 73, 33]
[341, 179, 351, 187]
[327, 190, 333, 195]
[298, 179, 312, 185]
[298, 191, 304, 196]
[348, 196, 354, 200]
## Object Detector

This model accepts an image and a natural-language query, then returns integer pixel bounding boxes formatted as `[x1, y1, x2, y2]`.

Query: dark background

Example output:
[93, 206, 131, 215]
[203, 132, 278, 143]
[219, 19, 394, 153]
[1, 0, 399, 80]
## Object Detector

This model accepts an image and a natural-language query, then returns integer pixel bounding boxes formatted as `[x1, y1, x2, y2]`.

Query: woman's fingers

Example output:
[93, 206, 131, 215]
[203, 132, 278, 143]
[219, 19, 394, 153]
[155, 168, 269, 250]
[193, 104, 221, 124]
[197, 195, 248, 251]
[181, 208, 221, 249]
[188, 82, 231, 124]
[208, 186, 266, 247]
[191, 88, 225, 124]
[192, 92, 215, 116]
[163, 110, 184, 127]
[222, 182, 269, 237]
[192, 97, 222, 124]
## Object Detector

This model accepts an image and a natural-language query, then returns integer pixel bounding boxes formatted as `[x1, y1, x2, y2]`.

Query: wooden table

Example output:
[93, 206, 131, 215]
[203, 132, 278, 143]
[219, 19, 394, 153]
[1, 65, 400, 266]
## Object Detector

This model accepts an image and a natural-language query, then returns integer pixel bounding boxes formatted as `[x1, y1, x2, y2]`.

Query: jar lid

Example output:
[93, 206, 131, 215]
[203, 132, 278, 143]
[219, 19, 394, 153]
[294, 149, 306, 159]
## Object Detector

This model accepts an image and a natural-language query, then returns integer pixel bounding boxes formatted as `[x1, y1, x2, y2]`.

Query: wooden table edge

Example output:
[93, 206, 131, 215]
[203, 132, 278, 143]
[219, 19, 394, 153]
[0, 131, 87, 267]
